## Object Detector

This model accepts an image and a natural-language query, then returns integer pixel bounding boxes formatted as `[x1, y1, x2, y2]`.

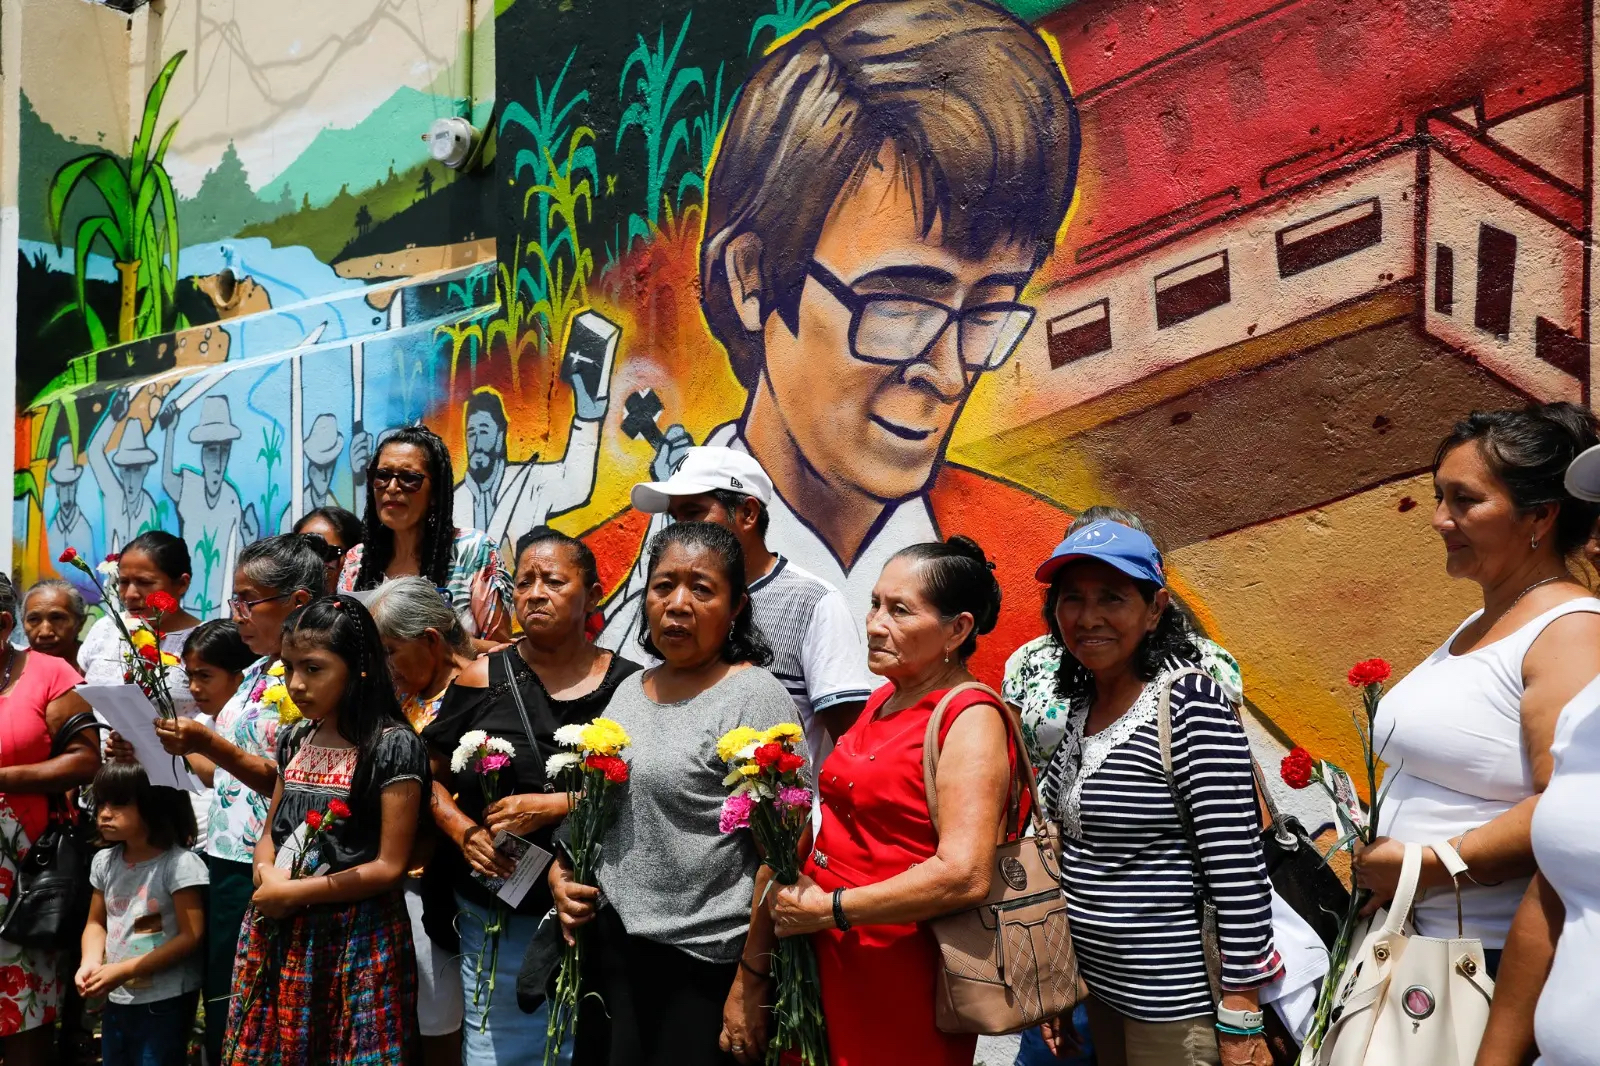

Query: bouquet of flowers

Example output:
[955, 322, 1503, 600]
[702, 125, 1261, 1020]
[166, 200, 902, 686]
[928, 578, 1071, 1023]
[223, 797, 351, 1060]
[716, 722, 828, 1066]
[1282, 658, 1398, 1063]
[59, 549, 183, 722]
[259, 662, 303, 726]
[450, 730, 520, 1028]
[542, 718, 633, 1065]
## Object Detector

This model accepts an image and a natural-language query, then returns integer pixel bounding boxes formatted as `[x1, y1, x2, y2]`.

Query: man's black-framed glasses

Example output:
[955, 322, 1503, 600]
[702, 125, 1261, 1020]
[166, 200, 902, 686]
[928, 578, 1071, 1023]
[807, 261, 1035, 373]
[229, 591, 291, 618]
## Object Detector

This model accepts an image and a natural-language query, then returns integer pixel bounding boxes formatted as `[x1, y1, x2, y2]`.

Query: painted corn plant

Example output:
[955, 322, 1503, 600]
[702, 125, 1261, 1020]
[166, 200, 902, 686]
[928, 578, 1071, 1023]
[677, 62, 740, 211]
[257, 422, 284, 535]
[529, 127, 598, 355]
[749, 0, 832, 54]
[617, 15, 705, 249]
[47, 51, 187, 350]
[191, 527, 221, 619]
[500, 49, 591, 297]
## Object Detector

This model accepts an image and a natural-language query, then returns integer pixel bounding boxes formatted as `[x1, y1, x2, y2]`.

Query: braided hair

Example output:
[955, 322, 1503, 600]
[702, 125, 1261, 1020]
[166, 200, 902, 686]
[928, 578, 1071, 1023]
[280, 594, 408, 819]
[354, 426, 457, 590]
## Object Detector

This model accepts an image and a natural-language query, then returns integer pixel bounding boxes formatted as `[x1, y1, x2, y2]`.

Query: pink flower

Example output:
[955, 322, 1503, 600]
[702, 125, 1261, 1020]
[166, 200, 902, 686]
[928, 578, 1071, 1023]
[777, 786, 812, 813]
[479, 752, 511, 773]
[719, 791, 755, 833]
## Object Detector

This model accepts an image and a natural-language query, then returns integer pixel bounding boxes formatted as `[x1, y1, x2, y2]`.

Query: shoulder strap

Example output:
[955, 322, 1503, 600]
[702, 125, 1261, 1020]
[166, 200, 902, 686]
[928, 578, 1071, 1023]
[921, 682, 1048, 840]
[1157, 668, 1215, 892]
[498, 649, 540, 755]
[1382, 842, 1427, 935]
[50, 711, 101, 758]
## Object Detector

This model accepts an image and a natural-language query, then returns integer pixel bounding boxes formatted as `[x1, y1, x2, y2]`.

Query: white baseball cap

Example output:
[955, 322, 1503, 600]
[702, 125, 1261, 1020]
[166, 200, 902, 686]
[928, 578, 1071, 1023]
[1566, 443, 1600, 501]
[631, 446, 775, 513]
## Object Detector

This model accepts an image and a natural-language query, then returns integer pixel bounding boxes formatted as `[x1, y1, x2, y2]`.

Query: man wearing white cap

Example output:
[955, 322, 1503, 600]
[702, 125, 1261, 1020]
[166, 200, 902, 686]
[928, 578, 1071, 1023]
[160, 393, 253, 616]
[598, 446, 876, 769]
[86, 393, 162, 554]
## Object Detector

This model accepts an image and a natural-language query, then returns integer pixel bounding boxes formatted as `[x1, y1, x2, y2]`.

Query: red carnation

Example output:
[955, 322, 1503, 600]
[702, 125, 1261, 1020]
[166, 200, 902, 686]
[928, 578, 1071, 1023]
[585, 754, 629, 784]
[57, 547, 79, 565]
[104, 553, 120, 563]
[137, 644, 161, 665]
[1280, 747, 1317, 790]
[777, 751, 805, 774]
[303, 810, 323, 831]
[1347, 658, 1392, 688]
[145, 591, 179, 615]
[753, 743, 785, 769]
[327, 799, 351, 820]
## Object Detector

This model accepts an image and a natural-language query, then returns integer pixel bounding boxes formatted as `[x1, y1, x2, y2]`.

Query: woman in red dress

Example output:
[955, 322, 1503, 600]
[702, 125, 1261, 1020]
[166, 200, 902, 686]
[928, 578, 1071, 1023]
[770, 536, 1016, 1066]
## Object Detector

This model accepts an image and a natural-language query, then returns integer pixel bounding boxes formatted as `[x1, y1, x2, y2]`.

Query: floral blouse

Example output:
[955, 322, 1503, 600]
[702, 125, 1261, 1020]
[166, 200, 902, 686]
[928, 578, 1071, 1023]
[338, 528, 512, 640]
[205, 657, 281, 864]
[1003, 634, 1243, 770]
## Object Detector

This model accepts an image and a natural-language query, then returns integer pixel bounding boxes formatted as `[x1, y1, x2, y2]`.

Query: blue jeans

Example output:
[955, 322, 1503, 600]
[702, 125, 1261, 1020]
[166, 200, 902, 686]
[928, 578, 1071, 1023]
[100, 989, 199, 1066]
[457, 893, 572, 1066]
[1016, 1003, 1096, 1065]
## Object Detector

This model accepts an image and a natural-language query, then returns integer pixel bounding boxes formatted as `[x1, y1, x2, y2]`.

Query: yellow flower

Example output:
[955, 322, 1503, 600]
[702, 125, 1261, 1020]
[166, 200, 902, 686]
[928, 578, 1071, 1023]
[159, 652, 180, 667]
[579, 718, 631, 757]
[737, 763, 762, 777]
[276, 696, 303, 726]
[715, 726, 762, 764]
[762, 722, 803, 745]
[261, 684, 288, 706]
[128, 628, 157, 649]
[266, 661, 285, 677]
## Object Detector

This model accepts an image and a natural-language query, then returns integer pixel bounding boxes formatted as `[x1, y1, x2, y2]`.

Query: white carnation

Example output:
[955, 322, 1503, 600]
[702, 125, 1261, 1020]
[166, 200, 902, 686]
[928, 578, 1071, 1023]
[545, 751, 581, 778]
[450, 730, 487, 774]
[486, 736, 516, 757]
[553, 724, 585, 748]
[460, 729, 487, 750]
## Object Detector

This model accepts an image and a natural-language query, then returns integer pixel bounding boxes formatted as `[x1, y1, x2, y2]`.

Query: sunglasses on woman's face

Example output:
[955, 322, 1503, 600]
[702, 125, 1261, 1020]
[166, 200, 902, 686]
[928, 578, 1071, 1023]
[371, 468, 427, 493]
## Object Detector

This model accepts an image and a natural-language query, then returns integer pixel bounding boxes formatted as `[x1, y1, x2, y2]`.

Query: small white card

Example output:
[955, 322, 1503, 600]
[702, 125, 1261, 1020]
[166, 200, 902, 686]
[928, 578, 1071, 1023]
[489, 831, 552, 908]
[275, 822, 332, 877]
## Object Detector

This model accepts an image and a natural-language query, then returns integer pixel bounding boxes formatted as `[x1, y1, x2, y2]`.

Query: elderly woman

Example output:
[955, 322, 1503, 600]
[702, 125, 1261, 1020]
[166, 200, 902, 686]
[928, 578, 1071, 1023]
[1355, 403, 1600, 975]
[151, 534, 324, 1066]
[425, 527, 639, 1064]
[0, 574, 101, 1064]
[552, 522, 797, 1066]
[1029, 520, 1278, 1066]
[369, 577, 473, 1066]
[766, 536, 1013, 1066]
[339, 426, 511, 649]
[19, 580, 88, 664]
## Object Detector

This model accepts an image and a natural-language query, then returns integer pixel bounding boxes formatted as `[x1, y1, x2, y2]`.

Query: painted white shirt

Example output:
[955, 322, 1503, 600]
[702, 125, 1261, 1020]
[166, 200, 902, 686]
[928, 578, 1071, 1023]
[108, 490, 158, 555]
[452, 416, 602, 561]
[174, 469, 242, 618]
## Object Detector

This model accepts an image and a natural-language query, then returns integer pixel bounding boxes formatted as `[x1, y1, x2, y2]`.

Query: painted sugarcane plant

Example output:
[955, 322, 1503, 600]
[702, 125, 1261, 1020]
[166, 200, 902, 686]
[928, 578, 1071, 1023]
[749, 0, 832, 54]
[47, 51, 187, 351]
[676, 62, 740, 212]
[617, 15, 704, 249]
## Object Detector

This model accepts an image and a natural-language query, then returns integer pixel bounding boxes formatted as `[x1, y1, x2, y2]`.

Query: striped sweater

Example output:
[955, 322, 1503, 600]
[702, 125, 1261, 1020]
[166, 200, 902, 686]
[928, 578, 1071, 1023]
[1041, 664, 1281, 1021]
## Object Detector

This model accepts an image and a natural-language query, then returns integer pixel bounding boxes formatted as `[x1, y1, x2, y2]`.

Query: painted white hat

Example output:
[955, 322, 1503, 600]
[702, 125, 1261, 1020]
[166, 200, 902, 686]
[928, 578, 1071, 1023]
[304, 413, 345, 466]
[49, 440, 82, 484]
[1566, 443, 1600, 502]
[112, 420, 157, 467]
[631, 446, 774, 513]
[189, 395, 242, 443]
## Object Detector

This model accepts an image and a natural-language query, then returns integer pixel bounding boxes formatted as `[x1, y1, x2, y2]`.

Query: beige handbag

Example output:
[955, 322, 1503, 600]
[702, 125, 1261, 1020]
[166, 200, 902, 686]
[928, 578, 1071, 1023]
[1316, 841, 1495, 1066]
[922, 682, 1083, 1035]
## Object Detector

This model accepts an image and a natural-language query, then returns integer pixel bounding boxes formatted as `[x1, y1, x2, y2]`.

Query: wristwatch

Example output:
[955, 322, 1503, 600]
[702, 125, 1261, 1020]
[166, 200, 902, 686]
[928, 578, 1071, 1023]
[1215, 1005, 1264, 1031]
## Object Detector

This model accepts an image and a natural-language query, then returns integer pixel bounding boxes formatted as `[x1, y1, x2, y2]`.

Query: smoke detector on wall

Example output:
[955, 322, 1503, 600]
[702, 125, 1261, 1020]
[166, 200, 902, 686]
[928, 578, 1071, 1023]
[423, 117, 480, 171]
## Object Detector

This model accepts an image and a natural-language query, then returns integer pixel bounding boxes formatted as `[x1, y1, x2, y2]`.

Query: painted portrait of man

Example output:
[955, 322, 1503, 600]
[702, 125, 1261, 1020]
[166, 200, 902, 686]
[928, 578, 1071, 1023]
[594, 0, 1082, 682]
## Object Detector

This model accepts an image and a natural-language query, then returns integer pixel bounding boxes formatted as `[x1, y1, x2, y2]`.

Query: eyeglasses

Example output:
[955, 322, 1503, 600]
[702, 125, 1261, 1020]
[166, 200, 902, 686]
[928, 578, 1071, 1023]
[371, 468, 427, 493]
[807, 261, 1035, 373]
[229, 592, 291, 618]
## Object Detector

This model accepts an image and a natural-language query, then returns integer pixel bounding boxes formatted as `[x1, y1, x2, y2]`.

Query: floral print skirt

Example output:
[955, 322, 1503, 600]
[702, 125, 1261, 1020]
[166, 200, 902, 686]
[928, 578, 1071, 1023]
[0, 810, 64, 1035]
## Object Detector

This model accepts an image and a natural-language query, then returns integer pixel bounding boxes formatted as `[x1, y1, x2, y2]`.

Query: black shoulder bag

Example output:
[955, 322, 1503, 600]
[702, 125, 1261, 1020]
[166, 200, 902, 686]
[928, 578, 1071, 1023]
[0, 711, 100, 950]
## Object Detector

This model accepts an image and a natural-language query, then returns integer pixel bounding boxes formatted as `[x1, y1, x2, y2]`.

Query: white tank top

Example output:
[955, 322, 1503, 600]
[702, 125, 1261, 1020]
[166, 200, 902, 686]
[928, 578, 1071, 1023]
[1374, 597, 1600, 947]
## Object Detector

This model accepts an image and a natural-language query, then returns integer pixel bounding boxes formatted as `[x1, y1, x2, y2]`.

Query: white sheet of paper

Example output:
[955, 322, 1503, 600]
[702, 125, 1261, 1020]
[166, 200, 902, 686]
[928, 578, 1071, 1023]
[275, 822, 332, 877]
[494, 833, 552, 908]
[77, 684, 207, 793]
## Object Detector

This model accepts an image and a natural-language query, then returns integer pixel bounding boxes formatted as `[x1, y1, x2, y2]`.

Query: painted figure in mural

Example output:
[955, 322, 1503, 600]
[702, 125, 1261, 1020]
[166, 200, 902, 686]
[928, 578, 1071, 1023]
[158, 394, 259, 617]
[595, 0, 1082, 683]
[277, 412, 372, 533]
[87, 393, 164, 556]
[452, 373, 607, 562]
[45, 441, 97, 596]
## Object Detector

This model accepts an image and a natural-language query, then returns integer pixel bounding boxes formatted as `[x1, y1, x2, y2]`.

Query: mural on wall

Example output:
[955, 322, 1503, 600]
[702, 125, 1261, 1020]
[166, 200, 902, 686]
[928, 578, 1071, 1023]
[13, 0, 1593, 786]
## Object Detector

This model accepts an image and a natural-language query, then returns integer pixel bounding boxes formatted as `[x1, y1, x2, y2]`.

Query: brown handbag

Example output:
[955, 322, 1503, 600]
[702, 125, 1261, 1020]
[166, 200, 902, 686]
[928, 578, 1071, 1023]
[922, 682, 1083, 1035]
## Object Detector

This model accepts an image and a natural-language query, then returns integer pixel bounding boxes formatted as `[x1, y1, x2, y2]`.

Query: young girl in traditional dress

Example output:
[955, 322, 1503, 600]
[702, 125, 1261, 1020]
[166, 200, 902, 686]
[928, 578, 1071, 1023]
[224, 594, 427, 1065]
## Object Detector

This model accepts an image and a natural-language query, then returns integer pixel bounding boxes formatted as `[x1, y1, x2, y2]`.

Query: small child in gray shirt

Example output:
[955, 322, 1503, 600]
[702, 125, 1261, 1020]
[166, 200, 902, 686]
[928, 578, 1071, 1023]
[77, 762, 207, 1066]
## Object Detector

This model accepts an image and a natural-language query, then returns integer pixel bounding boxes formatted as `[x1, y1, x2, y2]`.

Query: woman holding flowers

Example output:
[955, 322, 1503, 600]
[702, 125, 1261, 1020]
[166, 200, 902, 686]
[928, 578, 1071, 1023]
[225, 594, 427, 1065]
[764, 536, 1015, 1066]
[79, 532, 202, 720]
[425, 527, 639, 1065]
[0, 573, 101, 1064]
[550, 521, 799, 1066]
[1354, 403, 1600, 974]
[1023, 521, 1278, 1066]
[147, 533, 324, 1066]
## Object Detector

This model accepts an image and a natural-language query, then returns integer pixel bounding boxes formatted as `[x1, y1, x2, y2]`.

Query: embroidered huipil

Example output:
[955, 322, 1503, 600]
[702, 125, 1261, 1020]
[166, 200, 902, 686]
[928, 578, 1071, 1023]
[205, 657, 281, 864]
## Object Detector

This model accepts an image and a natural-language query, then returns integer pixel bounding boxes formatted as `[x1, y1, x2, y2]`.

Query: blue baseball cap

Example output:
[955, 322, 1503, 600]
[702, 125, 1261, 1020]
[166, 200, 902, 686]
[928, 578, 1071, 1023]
[1034, 520, 1166, 586]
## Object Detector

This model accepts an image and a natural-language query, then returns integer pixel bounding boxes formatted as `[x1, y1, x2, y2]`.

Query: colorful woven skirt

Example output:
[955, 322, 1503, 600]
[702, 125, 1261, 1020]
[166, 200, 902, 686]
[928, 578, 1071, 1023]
[223, 891, 418, 1065]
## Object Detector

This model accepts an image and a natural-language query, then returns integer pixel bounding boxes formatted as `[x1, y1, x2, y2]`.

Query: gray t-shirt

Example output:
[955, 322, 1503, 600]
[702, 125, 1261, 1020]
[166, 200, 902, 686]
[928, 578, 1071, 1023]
[595, 666, 804, 963]
[90, 845, 209, 1004]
